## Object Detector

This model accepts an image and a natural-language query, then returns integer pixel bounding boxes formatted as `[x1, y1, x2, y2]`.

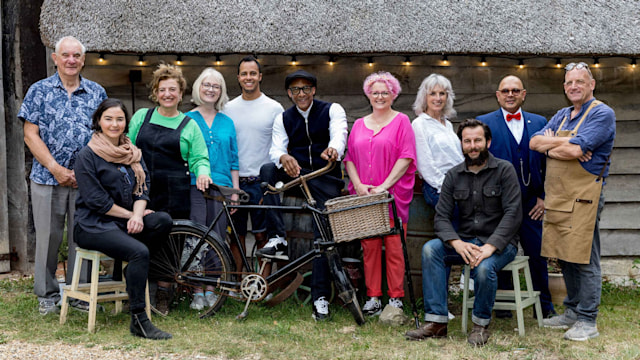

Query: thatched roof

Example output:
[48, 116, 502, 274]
[40, 0, 640, 56]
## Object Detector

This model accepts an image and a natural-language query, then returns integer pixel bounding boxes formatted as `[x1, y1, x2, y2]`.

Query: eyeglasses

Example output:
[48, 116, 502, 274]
[498, 88, 522, 95]
[202, 83, 221, 91]
[289, 86, 313, 95]
[371, 91, 391, 98]
[564, 79, 588, 87]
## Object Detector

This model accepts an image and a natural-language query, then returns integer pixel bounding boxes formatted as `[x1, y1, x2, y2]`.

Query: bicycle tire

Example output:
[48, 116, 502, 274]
[148, 220, 234, 317]
[326, 249, 365, 325]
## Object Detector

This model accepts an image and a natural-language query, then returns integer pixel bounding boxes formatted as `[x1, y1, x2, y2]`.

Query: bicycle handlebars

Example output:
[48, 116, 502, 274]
[263, 161, 336, 195]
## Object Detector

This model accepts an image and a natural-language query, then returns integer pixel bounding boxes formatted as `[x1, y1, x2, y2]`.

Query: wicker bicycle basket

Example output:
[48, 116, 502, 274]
[324, 192, 391, 242]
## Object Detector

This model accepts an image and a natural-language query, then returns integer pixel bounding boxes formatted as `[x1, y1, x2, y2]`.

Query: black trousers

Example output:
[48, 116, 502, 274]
[74, 212, 172, 312]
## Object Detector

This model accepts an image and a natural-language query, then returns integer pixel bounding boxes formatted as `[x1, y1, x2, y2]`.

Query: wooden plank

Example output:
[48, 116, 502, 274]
[612, 121, 640, 148]
[601, 230, 640, 256]
[600, 203, 640, 230]
[610, 149, 640, 175]
[603, 175, 640, 202]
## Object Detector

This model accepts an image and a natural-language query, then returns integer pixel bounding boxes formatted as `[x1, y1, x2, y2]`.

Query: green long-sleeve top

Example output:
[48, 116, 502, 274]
[128, 108, 210, 178]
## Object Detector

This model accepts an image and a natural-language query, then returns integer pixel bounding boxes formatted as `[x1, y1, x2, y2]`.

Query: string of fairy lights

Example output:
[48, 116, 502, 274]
[95, 53, 638, 69]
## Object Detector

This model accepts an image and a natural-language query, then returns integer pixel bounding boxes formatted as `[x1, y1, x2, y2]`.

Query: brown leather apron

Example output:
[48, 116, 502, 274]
[541, 100, 604, 264]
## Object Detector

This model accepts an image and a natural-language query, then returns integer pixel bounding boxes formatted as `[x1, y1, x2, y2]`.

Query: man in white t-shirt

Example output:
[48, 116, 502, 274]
[222, 55, 284, 273]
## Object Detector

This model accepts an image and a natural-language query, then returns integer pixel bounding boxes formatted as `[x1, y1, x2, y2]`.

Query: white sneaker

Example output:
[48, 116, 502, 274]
[564, 321, 599, 341]
[205, 292, 219, 308]
[389, 297, 403, 310]
[255, 235, 289, 260]
[190, 294, 206, 310]
[312, 296, 330, 321]
[363, 297, 382, 316]
[543, 313, 577, 329]
[39, 299, 59, 316]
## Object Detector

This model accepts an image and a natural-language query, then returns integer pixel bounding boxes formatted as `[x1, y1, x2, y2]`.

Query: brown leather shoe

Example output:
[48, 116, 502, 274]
[467, 324, 490, 346]
[405, 321, 447, 340]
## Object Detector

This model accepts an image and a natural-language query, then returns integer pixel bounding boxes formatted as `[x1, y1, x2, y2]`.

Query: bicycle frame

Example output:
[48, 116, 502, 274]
[174, 160, 418, 326]
[178, 161, 342, 293]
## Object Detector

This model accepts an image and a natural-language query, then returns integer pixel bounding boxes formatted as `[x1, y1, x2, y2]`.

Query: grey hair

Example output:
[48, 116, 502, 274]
[54, 36, 86, 55]
[412, 73, 456, 118]
[191, 67, 229, 111]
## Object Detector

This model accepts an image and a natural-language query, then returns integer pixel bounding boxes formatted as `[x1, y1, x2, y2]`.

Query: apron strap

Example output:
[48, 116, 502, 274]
[143, 107, 155, 125]
[568, 100, 602, 136]
[555, 100, 602, 136]
[596, 153, 611, 182]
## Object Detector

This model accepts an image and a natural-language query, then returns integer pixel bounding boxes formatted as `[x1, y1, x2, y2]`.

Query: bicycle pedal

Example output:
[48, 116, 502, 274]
[235, 311, 248, 321]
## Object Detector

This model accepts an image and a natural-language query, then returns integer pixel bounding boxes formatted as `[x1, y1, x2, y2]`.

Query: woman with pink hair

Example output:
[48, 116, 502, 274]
[344, 72, 416, 316]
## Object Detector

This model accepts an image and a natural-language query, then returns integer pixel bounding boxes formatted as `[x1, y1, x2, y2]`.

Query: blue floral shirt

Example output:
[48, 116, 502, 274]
[18, 73, 107, 185]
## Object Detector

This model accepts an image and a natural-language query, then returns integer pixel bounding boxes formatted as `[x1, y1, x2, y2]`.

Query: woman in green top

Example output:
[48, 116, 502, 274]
[128, 63, 212, 315]
[128, 64, 211, 219]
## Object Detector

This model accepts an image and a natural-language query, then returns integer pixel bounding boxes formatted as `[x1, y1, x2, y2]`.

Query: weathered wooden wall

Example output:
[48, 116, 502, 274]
[82, 53, 640, 259]
[14, 52, 635, 283]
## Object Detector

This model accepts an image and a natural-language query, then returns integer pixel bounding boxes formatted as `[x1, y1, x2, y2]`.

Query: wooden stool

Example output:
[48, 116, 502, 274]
[59, 248, 151, 333]
[461, 255, 543, 336]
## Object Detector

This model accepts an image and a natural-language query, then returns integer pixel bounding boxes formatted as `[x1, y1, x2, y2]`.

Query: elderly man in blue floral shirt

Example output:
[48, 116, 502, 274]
[19, 36, 107, 315]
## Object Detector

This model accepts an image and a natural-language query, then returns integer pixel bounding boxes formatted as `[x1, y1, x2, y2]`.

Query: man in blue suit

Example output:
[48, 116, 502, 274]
[477, 75, 556, 319]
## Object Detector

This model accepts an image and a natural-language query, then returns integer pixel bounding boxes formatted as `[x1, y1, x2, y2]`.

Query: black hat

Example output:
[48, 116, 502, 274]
[285, 70, 317, 89]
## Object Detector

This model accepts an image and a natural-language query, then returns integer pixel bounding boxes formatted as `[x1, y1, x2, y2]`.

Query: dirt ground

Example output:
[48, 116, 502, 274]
[0, 340, 231, 360]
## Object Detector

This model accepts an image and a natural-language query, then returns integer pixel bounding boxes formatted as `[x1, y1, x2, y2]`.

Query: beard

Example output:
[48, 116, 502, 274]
[464, 148, 490, 167]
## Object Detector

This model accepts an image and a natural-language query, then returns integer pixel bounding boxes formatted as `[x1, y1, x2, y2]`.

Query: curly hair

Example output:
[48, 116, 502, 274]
[362, 71, 402, 100]
[149, 63, 187, 105]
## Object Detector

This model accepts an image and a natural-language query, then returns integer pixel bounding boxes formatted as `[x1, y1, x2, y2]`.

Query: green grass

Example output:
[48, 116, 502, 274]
[1, 276, 639, 359]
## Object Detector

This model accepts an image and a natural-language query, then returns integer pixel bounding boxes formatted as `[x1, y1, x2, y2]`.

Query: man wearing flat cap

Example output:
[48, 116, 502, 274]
[258, 70, 348, 321]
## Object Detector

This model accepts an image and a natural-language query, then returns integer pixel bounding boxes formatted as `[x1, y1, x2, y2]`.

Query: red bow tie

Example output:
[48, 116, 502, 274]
[506, 113, 521, 121]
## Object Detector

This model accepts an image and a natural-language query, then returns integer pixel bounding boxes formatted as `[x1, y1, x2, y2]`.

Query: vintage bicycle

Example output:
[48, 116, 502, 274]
[147, 161, 418, 326]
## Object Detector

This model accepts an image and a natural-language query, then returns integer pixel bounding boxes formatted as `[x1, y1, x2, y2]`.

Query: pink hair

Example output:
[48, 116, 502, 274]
[363, 71, 402, 99]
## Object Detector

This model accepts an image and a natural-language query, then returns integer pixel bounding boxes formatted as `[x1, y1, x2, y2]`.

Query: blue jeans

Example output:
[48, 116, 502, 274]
[560, 189, 605, 325]
[422, 181, 459, 231]
[421, 238, 517, 326]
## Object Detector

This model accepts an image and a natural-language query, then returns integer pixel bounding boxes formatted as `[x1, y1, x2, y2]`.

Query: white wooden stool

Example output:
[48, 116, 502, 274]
[461, 255, 543, 336]
[59, 248, 151, 333]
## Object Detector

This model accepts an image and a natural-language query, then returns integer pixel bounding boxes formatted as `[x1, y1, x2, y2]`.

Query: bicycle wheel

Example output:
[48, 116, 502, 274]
[148, 220, 234, 317]
[326, 248, 365, 325]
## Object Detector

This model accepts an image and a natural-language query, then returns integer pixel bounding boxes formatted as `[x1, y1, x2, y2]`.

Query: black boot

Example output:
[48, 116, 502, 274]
[130, 311, 172, 340]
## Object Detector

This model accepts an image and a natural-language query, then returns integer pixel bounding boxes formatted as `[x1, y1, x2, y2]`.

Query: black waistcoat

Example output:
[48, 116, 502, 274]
[282, 100, 341, 178]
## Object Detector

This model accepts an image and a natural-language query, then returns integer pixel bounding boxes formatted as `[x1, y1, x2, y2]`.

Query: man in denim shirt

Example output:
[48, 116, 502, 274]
[530, 62, 615, 341]
[406, 119, 522, 346]
[19, 36, 107, 315]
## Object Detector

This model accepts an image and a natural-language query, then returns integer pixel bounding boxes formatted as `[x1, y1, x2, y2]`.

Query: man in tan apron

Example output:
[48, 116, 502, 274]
[530, 62, 616, 342]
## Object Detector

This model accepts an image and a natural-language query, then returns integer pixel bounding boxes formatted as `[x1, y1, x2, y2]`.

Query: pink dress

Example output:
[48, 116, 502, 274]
[344, 113, 417, 222]
[344, 112, 416, 299]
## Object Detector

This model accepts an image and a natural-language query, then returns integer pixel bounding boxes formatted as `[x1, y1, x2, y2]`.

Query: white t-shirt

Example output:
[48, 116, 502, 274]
[223, 94, 284, 177]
